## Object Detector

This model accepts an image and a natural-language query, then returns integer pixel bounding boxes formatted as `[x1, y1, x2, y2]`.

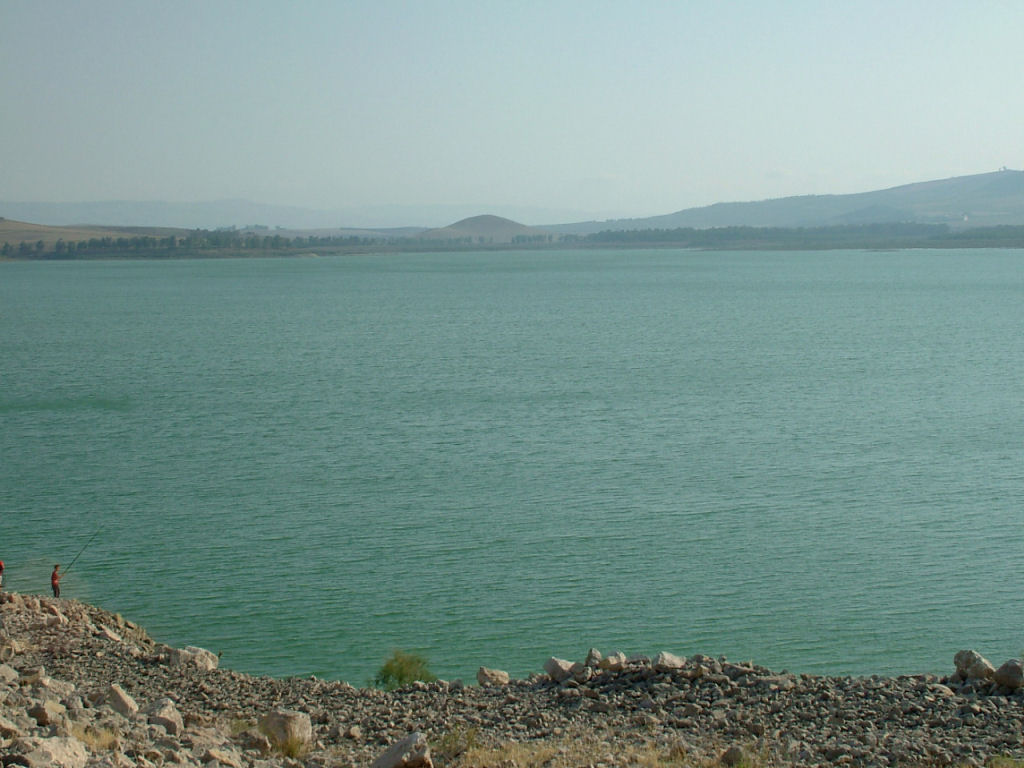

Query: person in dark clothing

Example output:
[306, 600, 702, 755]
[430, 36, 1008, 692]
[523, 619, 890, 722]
[51, 564, 62, 598]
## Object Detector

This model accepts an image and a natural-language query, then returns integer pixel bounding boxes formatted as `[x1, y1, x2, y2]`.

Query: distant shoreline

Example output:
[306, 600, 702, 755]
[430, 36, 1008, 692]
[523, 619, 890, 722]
[7, 236, 1024, 262]
[7, 217, 1024, 260]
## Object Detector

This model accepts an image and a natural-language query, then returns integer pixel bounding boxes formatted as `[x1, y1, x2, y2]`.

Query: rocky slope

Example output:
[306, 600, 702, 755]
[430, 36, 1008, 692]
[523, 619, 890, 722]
[2, 591, 1024, 767]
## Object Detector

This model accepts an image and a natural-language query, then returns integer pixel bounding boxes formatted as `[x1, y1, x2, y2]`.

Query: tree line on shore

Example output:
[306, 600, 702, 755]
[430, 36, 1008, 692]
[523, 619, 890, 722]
[0, 230, 381, 259]
[7, 222, 1024, 258]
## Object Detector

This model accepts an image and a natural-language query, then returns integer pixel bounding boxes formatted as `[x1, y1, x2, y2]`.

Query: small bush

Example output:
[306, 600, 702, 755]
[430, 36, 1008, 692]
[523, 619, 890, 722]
[71, 723, 119, 751]
[255, 723, 308, 759]
[274, 735, 308, 759]
[373, 648, 437, 690]
[433, 726, 481, 763]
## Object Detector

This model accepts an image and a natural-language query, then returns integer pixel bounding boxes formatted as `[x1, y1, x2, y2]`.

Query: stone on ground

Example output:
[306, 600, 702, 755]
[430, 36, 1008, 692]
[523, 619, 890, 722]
[477, 666, 510, 686]
[544, 657, 574, 682]
[168, 644, 219, 670]
[105, 682, 139, 717]
[598, 651, 628, 671]
[654, 651, 686, 670]
[146, 697, 184, 735]
[370, 731, 432, 768]
[994, 658, 1024, 689]
[955, 649, 995, 681]
[21, 736, 89, 768]
[258, 709, 313, 751]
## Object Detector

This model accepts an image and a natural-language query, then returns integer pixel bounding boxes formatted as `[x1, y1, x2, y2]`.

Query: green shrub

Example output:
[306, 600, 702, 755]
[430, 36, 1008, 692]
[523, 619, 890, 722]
[373, 649, 437, 690]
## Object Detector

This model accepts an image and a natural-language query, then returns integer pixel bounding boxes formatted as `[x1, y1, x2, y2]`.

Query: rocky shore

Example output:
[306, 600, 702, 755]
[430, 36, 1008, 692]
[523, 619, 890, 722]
[2, 592, 1024, 767]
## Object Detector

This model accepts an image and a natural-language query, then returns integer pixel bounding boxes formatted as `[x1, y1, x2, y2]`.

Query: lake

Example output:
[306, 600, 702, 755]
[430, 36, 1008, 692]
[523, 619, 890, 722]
[2, 248, 1023, 684]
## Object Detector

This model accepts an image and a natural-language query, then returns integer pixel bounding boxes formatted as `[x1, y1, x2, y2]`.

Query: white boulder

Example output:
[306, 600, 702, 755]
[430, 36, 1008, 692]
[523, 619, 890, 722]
[371, 731, 433, 768]
[654, 652, 686, 671]
[147, 697, 184, 735]
[597, 651, 628, 672]
[543, 657, 574, 682]
[169, 645, 219, 670]
[954, 649, 995, 681]
[994, 658, 1024, 689]
[476, 666, 510, 686]
[258, 709, 313, 751]
[106, 683, 139, 718]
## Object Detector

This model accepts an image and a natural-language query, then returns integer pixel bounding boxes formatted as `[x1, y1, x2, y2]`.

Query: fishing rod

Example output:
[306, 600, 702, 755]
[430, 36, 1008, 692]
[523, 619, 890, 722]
[64, 525, 103, 575]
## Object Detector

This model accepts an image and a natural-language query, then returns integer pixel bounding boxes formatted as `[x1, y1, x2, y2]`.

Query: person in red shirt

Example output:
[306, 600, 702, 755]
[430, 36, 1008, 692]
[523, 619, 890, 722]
[51, 564, 62, 598]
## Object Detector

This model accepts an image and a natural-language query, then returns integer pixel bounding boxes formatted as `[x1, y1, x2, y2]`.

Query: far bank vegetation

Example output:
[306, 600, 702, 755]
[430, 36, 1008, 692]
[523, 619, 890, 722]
[8, 221, 1024, 259]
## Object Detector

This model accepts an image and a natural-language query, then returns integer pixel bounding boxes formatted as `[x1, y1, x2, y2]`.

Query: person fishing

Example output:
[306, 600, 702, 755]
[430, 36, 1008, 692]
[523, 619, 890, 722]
[51, 564, 62, 598]
[0, 559, 4, 592]
[56, 525, 103, 599]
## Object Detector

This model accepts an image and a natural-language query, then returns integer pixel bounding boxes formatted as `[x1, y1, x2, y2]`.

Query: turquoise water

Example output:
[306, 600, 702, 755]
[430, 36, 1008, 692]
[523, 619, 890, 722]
[2, 249, 1024, 684]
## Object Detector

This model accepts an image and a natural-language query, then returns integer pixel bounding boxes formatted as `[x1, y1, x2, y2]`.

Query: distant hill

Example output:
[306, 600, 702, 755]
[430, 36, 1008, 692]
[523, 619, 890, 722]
[6, 170, 1024, 239]
[545, 169, 1024, 235]
[418, 215, 551, 244]
[0, 200, 588, 231]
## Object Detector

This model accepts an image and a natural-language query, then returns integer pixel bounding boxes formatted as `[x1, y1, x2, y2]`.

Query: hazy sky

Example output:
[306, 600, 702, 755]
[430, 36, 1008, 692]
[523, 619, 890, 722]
[2, 1, 1022, 225]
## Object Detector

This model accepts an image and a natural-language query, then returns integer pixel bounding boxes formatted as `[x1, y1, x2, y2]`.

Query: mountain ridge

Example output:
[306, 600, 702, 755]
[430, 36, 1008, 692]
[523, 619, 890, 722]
[4, 169, 1024, 235]
[545, 169, 1024, 235]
